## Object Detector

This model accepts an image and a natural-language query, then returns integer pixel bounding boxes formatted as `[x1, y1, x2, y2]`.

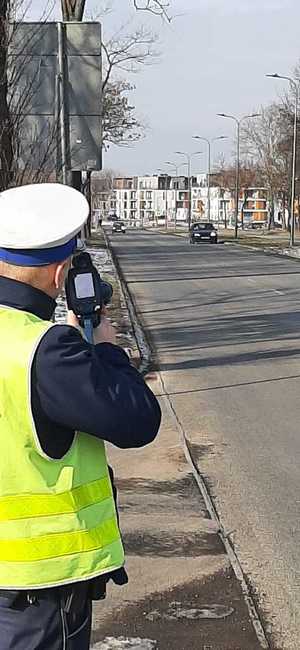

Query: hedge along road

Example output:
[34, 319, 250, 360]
[108, 228, 300, 650]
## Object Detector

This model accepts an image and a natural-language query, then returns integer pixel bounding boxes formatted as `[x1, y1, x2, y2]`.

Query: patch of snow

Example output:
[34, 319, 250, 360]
[91, 638, 157, 650]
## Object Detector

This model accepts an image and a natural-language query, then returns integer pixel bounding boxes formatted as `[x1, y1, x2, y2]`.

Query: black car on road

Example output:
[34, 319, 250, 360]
[190, 222, 218, 244]
[112, 221, 126, 234]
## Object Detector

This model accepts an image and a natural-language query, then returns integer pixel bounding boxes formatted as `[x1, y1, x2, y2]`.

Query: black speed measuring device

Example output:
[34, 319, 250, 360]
[65, 252, 113, 343]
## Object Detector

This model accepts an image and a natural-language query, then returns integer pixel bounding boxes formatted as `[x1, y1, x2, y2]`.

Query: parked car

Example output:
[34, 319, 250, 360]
[190, 222, 218, 244]
[112, 221, 126, 234]
[249, 222, 265, 230]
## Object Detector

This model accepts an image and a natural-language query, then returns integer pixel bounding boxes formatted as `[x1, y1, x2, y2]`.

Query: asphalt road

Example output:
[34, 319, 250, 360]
[109, 230, 300, 650]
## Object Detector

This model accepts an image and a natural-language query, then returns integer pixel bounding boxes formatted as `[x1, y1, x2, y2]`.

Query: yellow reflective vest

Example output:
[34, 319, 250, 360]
[0, 307, 124, 589]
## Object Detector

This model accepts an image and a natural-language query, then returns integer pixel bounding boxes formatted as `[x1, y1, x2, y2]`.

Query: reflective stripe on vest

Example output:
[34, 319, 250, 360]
[0, 307, 124, 588]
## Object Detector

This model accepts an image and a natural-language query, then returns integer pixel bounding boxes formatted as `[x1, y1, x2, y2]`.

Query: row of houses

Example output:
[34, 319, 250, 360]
[92, 173, 274, 227]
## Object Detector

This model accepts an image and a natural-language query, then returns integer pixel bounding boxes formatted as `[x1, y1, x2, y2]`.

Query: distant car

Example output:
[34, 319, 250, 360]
[250, 222, 265, 230]
[190, 222, 218, 244]
[112, 221, 126, 234]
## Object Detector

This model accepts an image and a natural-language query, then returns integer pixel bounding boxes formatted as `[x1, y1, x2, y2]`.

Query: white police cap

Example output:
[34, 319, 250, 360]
[0, 183, 89, 250]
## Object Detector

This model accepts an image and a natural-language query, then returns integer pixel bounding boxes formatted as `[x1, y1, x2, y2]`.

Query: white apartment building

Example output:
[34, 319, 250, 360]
[191, 175, 232, 225]
[109, 174, 247, 228]
[138, 175, 158, 223]
[113, 175, 175, 225]
[114, 177, 138, 222]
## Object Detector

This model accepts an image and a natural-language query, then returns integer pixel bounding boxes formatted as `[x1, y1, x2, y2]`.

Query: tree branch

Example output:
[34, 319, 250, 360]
[133, 0, 172, 21]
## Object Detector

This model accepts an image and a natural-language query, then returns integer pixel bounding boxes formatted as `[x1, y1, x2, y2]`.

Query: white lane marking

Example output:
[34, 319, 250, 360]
[92, 638, 157, 650]
[271, 289, 284, 295]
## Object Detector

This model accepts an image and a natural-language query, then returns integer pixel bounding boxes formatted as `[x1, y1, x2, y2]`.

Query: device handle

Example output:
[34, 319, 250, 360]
[83, 318, 94, 344]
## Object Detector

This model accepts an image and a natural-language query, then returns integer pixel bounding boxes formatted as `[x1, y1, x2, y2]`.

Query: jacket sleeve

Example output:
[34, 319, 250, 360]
[34, 324, 161, 449]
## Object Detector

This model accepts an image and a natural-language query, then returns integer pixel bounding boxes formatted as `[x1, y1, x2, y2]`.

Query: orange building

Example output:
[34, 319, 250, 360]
[242, 188, 268, 226]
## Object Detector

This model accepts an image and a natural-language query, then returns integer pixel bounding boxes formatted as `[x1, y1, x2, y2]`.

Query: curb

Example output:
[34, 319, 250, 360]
[105, 230, 271, 649]
[103, 230, 152, 375]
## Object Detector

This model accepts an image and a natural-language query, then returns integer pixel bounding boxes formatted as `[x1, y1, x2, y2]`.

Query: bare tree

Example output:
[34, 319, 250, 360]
[102, 24, 159, 91]
[240, 104, 291, 225]
[213, 157, 260, 192]
[133, 0, 171, 20]
[102, 80, 144, 147]
[62, 0, 172, 21]
[0, 0, 13, 190]
[0, 3, 72, 190]
[101, 18, 158, 146]
[61, 0, 85, 21]
[91, 168, 122, 218]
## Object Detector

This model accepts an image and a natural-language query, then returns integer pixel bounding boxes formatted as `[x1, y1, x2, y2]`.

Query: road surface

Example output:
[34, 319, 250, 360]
[109, 230, 300, 650]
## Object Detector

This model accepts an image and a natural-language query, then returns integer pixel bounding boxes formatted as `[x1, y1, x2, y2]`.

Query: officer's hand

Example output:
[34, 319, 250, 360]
[67, 310, 116, 345]
[67, 310, 81, 330]
[93, 316, 117, 345]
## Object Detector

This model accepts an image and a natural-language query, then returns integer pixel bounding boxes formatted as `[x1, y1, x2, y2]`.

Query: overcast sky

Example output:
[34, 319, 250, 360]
[32, 0, 300, 175]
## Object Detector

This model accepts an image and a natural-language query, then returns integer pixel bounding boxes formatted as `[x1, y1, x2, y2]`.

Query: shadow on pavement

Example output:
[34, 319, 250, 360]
[91, 568, 270, 650]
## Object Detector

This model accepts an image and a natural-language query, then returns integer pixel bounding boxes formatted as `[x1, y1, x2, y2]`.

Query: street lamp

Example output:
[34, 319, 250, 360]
[266, 73, 299, 246]
[165, 161, 188, 230]
[174, 151, 203, 230]
[192, 136, 228, 222]
[217, 113, 260, 239]
[157, 168, 169, 230]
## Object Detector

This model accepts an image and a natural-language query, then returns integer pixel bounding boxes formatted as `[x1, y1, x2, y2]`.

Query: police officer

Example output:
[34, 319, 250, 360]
[0, 183, 161, 649]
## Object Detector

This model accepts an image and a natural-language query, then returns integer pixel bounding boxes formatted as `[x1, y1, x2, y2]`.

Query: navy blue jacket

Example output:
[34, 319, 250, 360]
[0, 276, 161, 458]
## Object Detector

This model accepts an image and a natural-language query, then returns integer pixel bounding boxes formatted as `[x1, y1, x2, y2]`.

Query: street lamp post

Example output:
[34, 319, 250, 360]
[192, 136, 227, 222]
[266, 73, 299, 246]
[217, 113, 259, 239]
[174, 151, 202, 230]
[165, 161, 188, 230]
[157, 168, 169, 230]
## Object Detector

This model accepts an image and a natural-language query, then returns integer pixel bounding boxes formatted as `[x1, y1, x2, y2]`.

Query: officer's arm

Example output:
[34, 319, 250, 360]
[34, 324, 161, 448]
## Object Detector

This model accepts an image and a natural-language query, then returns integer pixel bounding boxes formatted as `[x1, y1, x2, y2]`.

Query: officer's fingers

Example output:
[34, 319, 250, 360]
[67, 310, 80, 329]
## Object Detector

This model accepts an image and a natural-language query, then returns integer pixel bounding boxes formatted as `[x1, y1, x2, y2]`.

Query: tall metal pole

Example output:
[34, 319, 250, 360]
[217, 114, 259, 239]
[175, 152, 202, 230]
[166, 163, 178, 228]
[290, 83, 298, 246]
[173, 167, 178, 230]
[62, 3, 83, 194]
[187, 155, 192, 230]
[165, 162, 188, 230]
[57, 22, 68, 185]
[165, 175, 168, 230]
[235, 120, 240, 239]
[156, 169, 168, 229]
[193, 137, 210, 221]
[207, 141, 211, 222]
[193, 136, 228, 223]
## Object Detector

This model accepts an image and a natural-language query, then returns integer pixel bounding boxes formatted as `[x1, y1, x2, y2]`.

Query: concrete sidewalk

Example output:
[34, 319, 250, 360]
[91, 373, 263, 649]
[86, 230, 269, 650]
